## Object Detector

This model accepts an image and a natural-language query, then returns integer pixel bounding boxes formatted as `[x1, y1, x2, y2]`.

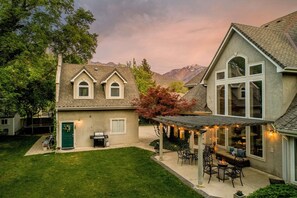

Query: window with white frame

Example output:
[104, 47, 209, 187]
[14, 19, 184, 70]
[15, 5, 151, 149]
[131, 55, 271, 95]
[249, 125, 263, 157]
[216, 85, 225, 115]
[111, 118, 126, 134]
[110, 82, 120, 97]
[215, 56, 264, 119]
[78, 81, 89, 97]
[217, 127, 226, 147]
[228, 57, 246, 78]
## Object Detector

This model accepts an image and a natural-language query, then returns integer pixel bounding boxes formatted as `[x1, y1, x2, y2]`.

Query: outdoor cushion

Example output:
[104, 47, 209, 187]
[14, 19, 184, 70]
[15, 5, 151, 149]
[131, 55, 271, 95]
[237, 149, 245, 157]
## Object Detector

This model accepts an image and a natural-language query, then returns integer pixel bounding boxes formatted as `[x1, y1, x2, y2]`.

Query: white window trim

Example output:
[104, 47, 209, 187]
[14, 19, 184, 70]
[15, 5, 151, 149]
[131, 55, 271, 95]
[214, 55, 265, 120]
[216, 127, 227, 149]
[226, 54, 248, 79]
[246, 125, 266, 161]
[110, 118, 126, 134]
[249, 62, 264, 76]
[215, 70, 225, 81]
[76, 80, 93, 99]
[109, 81, 123, 99]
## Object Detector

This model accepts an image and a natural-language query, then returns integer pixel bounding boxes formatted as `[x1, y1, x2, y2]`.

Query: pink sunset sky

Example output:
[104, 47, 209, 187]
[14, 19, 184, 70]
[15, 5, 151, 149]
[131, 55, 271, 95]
[76, 0, 297, 74]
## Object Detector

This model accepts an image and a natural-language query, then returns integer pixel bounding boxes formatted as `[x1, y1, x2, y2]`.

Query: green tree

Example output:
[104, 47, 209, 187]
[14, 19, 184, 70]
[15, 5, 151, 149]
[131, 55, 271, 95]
[132, 58, 156, 94]
[169, 81, 188, 94]
[0, 0, 98, 129]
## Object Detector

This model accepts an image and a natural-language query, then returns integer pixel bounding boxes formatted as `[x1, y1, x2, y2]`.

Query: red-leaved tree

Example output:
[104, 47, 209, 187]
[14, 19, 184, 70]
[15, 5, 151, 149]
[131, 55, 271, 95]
[132, 86, 196, 136]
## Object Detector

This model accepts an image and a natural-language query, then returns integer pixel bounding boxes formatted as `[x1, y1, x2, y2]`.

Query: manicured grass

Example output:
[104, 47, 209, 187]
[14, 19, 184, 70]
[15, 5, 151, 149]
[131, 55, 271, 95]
[0, 136, 202, 198]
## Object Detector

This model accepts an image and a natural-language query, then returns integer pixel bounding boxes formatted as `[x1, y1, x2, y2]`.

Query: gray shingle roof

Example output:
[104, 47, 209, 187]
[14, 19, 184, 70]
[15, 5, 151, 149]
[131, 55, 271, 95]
[182, 84, 210, 112]
[154, 115, 273, 130]
[185, 67, 208, 88]
[232, 11, 297, 70]
[275, 94, 297, 134]
[57, 64, 139, 110]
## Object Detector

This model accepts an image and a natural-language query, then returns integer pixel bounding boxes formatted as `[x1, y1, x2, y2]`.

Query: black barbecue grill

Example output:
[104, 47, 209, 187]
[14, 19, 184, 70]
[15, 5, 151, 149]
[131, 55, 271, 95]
[90, 132, 109, 147]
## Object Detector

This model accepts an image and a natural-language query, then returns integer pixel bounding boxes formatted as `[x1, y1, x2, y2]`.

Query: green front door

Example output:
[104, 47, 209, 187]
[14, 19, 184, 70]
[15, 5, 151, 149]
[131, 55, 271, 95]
[62, 122, 74, 149]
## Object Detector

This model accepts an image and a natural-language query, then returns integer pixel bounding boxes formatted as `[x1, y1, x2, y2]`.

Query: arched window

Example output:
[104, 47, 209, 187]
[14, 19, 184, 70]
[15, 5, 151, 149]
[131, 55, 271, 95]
[228, 57, 246, 78]
[79, 81, 89, 97]
[110, 82, 120, 97]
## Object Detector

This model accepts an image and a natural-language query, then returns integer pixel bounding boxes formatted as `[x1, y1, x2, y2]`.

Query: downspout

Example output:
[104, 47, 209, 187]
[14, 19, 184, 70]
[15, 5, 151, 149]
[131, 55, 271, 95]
[55, 54, 62, 150]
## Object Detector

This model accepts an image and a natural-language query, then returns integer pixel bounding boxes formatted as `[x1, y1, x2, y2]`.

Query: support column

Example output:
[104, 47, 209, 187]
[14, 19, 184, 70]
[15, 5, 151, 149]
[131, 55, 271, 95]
[190, 130, 194, 151]
[159, 123, 163, 161]
[197, 131, 204, 187]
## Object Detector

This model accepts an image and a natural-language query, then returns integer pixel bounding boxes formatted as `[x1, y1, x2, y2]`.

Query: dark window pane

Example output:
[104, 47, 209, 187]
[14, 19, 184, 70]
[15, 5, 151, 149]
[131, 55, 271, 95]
[250, 125, 263, 157]
[217, 72, 225, 80]
[111, 88, 120, 97]
[228, 83, 245, 116]
[217, 128, 225, 146]
[217, 85, 225, 115]
[250, 81, 262, 118]
[228, 126, 246, 150]
[228, 57, 246, 78]
[250, 65, 262, 75]
[79, 87, 89, 96]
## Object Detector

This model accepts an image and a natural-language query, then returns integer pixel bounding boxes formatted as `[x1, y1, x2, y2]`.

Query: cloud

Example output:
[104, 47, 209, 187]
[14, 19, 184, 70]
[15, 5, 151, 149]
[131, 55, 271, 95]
[75, 0, 297, 73]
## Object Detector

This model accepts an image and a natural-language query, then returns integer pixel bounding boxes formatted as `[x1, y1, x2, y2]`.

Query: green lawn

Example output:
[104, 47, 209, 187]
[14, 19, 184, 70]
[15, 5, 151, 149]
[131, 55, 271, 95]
[0, 136, 202, 198]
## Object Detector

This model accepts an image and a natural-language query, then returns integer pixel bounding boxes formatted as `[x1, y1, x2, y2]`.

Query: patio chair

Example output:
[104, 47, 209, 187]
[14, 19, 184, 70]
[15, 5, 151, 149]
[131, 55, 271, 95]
[226, 165, 243, 188]
[177, 149, 191, 165]
[203, 153, 218, 183]
[234, 156, 245, 177]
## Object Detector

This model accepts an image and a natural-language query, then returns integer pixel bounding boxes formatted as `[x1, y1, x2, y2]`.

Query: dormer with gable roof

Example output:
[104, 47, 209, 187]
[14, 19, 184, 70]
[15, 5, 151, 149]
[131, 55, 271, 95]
[101, 69, 127, 99]
[70, 68, 97, 99]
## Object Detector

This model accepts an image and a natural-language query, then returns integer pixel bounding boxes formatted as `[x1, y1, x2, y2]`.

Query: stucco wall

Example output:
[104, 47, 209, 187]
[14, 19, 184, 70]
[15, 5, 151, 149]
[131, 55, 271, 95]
[204, 31, 297, 177]
[57, 110, 139, 148]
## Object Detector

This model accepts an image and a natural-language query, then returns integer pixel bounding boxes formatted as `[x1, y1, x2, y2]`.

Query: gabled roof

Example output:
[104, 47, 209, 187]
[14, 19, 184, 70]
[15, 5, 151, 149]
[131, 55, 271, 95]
[184, 67, 208, 88]
[202, 11, 297, 83]
[275, 94, 297, 136]
[70, 68, 97, 83]
[57, 64, 139, 110]
[182, 84, 210, 113]
[100, 69, 127, 84]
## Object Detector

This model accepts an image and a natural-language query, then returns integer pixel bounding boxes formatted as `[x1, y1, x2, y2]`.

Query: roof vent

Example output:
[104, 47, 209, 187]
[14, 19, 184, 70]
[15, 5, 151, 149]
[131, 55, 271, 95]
[95, 67, 98, 71]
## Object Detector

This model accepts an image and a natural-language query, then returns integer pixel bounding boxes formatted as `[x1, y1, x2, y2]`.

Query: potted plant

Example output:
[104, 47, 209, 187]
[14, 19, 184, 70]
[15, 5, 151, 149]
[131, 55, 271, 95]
[234, 190, 246, 198]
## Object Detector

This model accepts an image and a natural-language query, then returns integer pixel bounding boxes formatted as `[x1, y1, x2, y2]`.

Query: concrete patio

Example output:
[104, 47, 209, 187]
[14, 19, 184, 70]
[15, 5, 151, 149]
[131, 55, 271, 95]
[154, 151, 281, 198]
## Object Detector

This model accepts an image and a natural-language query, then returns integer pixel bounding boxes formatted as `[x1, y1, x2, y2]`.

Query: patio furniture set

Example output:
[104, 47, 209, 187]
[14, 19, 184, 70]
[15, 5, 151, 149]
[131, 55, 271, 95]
[177, 145, 244, 187]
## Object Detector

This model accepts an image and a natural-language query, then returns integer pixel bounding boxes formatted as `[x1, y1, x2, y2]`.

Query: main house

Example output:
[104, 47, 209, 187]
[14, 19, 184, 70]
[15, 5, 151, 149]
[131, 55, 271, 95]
[55, 57, 139, 149]
[157, 11, 297, 184]
[201, 11, 297, 183]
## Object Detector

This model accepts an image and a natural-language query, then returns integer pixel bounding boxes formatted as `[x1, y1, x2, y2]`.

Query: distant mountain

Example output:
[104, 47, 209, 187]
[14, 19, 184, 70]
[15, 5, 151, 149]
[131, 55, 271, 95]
[90, 61, 206, 87]
[162, 64, 206, 83]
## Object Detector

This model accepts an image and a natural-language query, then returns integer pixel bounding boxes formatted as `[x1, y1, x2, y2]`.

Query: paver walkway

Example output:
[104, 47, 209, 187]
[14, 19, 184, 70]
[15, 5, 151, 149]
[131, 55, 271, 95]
[25, 135, 54, 156]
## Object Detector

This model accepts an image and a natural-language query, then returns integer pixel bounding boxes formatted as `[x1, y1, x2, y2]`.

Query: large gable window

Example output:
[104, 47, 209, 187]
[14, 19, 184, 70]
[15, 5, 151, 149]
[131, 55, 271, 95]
[110, 82, 120, 97]
[228, 57, 246, 78]
[79, 81, 89, 97]
[228, 83, 246, 117]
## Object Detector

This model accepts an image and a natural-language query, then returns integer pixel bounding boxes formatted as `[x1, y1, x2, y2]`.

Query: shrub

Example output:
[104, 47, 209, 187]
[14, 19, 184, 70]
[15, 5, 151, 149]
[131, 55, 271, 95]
[150, 138, 188, 151]
[248, 184, 297, 198]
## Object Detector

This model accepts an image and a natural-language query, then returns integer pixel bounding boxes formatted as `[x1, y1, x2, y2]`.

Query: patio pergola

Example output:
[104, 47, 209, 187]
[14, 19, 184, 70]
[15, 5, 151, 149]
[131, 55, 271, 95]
[153, 115, 274, 187]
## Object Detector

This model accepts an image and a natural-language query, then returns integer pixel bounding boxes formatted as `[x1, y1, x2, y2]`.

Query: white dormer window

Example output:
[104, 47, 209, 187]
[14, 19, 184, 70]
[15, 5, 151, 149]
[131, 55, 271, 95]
[79, 81, 89, 97]
[110, 82, 120, 97]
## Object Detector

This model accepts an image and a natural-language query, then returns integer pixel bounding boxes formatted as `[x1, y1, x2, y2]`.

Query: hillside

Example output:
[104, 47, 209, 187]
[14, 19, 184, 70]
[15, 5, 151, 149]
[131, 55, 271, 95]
[162, 64, 206, 83]
[91, 61, 206, 87]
